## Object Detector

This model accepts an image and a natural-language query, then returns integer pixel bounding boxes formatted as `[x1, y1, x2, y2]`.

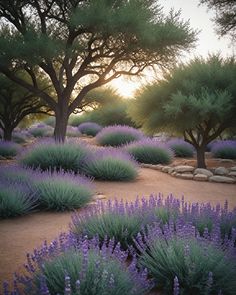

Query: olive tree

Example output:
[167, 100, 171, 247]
[0, 0, 196, 142]
[129, 55, 236, 168]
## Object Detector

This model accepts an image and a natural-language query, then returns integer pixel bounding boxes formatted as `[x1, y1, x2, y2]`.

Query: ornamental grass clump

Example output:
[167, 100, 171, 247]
[0, 181, 37, 218]
[167, 138, 195, 158]
[96, 125, 144, 147]
[11, 235, 151, 295]
[20, 140, 91, 173]
[78, 122, 103, 136]
[32, 171, 94, 211]
[82, 148, 138, 181]
[29, 123, 53, 138]
[125, 139, 173, 164]
[137, 222, 236, 295]
[211, 140, 236, 159]
[0, 141, 20, 158]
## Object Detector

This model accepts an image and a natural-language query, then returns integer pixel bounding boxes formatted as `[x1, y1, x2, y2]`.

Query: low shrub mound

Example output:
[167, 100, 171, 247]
[78, 122, 103, 136]
[211, 140, 236, 159]
[125, 139, 173, 164]
[137, 223, 236, 295]
[12, 235, 150, 295]
[66, 125, 82, 137]
[12, 131, 29, 144]
[0, 183, 37, 218]
[33, 172, 94, 211]
[20, 141, 90, 172]
[29, 123, 53, 138]
[96, 125, 144, 147]
[0, 141, 19, 158]
[167, 138, 195, 157]
[82, 149, 138, 181]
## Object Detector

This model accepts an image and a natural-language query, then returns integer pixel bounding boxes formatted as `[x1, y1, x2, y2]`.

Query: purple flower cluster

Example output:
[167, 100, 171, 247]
[78, 122, 102, 136]
[0, 140, 20, 157]
[167, 138, 195, 157]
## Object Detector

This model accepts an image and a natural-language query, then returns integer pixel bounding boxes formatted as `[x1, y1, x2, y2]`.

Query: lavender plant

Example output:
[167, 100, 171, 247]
[78, 122, 103, 136]
[96, 125, 144, 147]
[29, 124, 53, 138]
[82, 148, 138, 181]
[211, 140, 236, 159]
[20, 141, 90, 172]
[137, 223, 236, 295]
[66, 125, 82, 138]
[125, 139, 173, 164]
[33, 171, 94, 211]
[0, 141, 20, 158]
[12, 235, 151, 295]
[0, 183, 37, 218]
[167, 138, 195, 158]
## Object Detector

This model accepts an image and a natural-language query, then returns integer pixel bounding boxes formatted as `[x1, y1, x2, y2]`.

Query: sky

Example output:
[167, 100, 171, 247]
[110, 0, 235, 98]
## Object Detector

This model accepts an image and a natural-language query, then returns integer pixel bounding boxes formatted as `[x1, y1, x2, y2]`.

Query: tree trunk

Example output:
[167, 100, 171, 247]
[54, 109, 69, 143]
[196, 146, 206, 168]
[3, 126, 13, 141]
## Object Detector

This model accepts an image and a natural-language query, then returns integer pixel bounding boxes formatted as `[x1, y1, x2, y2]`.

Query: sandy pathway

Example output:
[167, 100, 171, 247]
[0, 168, 235, 286]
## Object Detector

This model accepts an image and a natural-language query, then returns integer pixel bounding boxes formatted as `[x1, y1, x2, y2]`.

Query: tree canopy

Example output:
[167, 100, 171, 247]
[0, 72, 50, 141]
[199, 0, 236, 38]
[129, 55, 236, 168]
[0, 0, 196, 142]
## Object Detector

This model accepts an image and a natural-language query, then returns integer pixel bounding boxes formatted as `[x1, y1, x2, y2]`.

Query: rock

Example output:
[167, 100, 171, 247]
[194, 168, 213, 177]
[209, 176, 235, 184]
[153, 165, 164, 171]
[193, 174, 208, 181]
[174, 165, 195, 173]
[92, 194, 106, 200]
[229, 171, 236, 177]
[230, 166, 236, 172]
[162, 166, 173, 173]
[214, 167, 229, 175]
[171, 171, 177, 176]
[176, 173, 193, 180]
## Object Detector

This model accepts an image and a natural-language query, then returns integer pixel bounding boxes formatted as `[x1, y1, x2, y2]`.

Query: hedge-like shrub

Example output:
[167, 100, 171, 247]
[96, 125, 144, 147]
[167, 138, 195, 157]
[78, 122, 103, 136]
[125, 139, 173, 164]
[33, 172, 94, 211]
[211, 140, 236, 159]
[0, 141, 19, 158]
[138, 223, 236, 294]
[14, 235, 151, 295]
[20, 141, 90, 172]
[82, 149, 138, 181]
[66, 125, 82, 137]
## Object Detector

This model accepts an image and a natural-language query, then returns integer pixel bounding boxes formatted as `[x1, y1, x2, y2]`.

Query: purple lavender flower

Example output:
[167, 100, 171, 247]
[0, 140, 20, 158]
[211, 140, 236, 159]
[167, 138, 195, 157]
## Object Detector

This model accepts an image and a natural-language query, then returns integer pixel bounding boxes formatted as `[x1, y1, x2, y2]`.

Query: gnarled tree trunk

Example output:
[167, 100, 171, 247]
[54, 107, 69, 143]
[196, 146, 206, 168]
[3, 126, 13, 141]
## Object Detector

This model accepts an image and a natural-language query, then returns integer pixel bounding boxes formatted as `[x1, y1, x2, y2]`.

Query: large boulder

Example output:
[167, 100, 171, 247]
[193, 174, 208, 181]
[174, 165, 195, 173]
[214, 167, 229, 175]
[176, 173, 193, 180]
[209, 176, 235, 184]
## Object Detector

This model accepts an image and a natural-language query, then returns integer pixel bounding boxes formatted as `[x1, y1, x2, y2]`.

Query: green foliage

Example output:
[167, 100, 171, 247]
[126, 142, 173, 164]
[167, 139, 195, 158]
[0, 187, 36, 218]
[0, 141, 19, 158]
[83, 157, 138, 181]
[33, 250, 143, 295]
[34, 178, 93, 212]
[43, 117, 55, 127]
[140, 237, 236, 294]
[73, 213, 144, 249]
[21, 142, 90, 173]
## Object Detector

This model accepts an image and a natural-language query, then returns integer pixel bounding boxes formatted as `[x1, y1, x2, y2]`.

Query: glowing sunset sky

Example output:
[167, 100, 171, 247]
[110, 0, 235, 98]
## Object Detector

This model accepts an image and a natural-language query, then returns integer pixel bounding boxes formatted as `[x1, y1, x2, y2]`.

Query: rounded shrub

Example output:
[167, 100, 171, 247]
[0, 141, 19, 158]
[20, 141, 90, 173]
[82, 149, 138, 181]
[66, 125, 82, 138]
[125, 139, 173, 164]
[18, 235, 151, 295]
[96, 125, 144, 147]
[0, 184, 37, 218]
[167, 138, 195, 157]
[138, 231, 236, 294]
[12, 132, 28, 144]
[78, 122, 103, 136]
[29, 124, 53, 138]
[33, 172, 94, 211]
[211, 140, 236, 159]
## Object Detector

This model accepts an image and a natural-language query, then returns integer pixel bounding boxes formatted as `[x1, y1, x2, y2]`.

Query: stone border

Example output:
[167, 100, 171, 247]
[140, 164, 236, 184]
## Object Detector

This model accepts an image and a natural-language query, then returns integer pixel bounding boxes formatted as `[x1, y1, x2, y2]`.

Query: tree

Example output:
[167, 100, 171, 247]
[0, 72, 50, 141]
[0, 0, 196, 142]
[129, 55, 236, 168]
[199, 0, 236, 38]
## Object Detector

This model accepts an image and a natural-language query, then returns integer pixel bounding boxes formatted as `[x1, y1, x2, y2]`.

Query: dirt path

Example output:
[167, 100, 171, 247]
[0, 168, 235, 286]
